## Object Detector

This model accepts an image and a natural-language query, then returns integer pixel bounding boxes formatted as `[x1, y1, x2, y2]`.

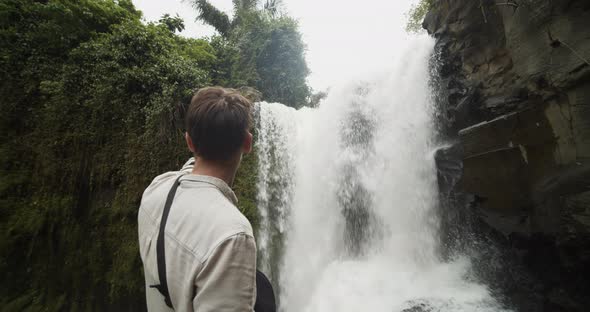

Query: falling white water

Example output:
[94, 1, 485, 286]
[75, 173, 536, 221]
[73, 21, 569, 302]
[255, 102, 298, 283]
[255, 36, 510, 312]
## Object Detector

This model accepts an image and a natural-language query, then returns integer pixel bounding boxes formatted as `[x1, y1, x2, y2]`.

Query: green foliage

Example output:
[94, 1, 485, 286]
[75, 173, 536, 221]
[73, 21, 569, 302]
[0, 1, 214, 310]
[0, 0, 139, 138]
[263, 0, 283, 18]
[405, 0, 434, 33]
[1, 0, 306, 310]
[309, 90, 328, 108]
[193, 0, 231, 37]
[233, 150, 260, 230]
[193, 0, 311, 108]
[235, 16, 310, 108]
[159, 13, 185, 33]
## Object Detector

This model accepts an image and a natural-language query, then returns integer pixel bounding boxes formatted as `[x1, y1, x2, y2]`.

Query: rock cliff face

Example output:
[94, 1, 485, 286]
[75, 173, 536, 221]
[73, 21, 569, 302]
[424, 0, 590, 311]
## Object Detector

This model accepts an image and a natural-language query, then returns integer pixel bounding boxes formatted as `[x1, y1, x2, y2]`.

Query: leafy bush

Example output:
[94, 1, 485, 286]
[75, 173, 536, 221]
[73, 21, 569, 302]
[406, 0, 434, 33]
[1, 1, 210, 310]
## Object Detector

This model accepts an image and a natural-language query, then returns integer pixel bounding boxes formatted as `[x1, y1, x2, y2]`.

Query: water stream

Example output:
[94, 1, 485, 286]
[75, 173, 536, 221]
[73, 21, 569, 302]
[255, 36, 510, 312]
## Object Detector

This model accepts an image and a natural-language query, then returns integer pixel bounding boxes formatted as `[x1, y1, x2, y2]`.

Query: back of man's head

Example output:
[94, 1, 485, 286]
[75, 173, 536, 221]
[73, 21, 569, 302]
[185, 87, 252, 161]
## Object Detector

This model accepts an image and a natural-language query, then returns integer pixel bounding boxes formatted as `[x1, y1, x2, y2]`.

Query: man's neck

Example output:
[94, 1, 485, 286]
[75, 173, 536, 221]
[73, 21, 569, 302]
[191, 156, 240, 186]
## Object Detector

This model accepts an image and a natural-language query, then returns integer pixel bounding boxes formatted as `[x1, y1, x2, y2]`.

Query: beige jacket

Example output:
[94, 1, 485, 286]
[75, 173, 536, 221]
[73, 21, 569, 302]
[138, 158, 256, 312]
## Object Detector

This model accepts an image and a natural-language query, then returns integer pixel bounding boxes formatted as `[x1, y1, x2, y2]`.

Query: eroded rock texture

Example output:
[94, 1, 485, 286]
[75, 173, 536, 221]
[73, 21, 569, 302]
[426, 0, 590, 311]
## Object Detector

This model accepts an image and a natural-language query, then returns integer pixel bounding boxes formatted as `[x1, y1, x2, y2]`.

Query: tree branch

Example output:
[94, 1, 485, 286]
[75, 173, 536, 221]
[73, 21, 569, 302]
[192, 0, 232, 37]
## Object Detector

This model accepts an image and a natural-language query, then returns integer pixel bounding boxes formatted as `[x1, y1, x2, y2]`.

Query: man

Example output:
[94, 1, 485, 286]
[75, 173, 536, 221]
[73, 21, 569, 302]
[138, 87, 256, 311]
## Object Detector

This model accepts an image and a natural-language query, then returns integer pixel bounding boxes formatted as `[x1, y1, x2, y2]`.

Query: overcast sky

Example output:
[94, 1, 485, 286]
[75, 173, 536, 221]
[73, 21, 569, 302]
[133, 0, 417, 90]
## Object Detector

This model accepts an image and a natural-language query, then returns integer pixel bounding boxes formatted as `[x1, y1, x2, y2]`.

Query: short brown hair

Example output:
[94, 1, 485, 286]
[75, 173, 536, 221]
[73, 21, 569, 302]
[185, 87, 252, 161]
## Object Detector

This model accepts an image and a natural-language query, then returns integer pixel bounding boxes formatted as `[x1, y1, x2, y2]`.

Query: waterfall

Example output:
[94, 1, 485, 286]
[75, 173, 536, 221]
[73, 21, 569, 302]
[255, 36, 510, 312]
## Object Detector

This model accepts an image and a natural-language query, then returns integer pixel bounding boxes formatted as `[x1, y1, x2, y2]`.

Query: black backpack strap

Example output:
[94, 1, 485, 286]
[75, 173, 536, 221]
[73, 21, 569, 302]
[150, 175, 183, 309]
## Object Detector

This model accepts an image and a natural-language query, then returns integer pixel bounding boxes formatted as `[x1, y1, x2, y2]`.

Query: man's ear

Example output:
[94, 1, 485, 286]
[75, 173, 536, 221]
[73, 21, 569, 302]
[242, 131, 253, 154]
[185, 132, 196, 153]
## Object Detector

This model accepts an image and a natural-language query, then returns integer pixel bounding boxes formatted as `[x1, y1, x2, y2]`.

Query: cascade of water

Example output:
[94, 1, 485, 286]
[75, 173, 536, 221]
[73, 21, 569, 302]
[255, 102, 299, 286]
[255, 36, 510, 312]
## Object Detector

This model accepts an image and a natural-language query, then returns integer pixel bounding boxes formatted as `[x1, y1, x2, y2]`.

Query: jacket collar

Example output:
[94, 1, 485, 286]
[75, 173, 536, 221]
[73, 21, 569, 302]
[180, 173, 239, 205]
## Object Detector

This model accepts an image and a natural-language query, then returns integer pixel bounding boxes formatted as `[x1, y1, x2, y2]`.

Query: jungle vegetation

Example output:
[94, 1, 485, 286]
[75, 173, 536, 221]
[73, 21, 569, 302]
[406, 0, 434, 33]
[0, 0, 309, 310]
